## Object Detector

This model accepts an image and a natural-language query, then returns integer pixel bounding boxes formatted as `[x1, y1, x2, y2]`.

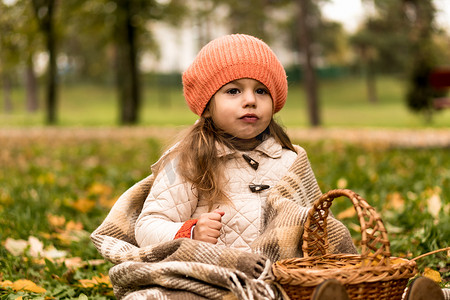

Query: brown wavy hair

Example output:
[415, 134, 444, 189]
[156, 116, 296, 210]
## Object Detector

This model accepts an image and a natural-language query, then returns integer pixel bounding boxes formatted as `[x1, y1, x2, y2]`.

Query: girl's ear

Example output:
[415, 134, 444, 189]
[202, 101, 213, 118]
[202, 108, 211, 118]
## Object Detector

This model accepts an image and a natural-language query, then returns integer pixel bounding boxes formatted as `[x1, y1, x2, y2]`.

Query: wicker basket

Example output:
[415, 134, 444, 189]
[272, 189, 418, 300]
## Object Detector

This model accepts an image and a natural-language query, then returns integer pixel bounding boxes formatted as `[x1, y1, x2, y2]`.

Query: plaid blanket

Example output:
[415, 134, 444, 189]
[91, 147, 357, 299]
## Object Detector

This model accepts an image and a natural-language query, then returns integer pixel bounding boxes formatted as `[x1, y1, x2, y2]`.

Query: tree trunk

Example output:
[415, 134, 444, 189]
[297, 0, 320, 127]
[25, 55, 39, 112]
[31, 0, 58, 124]
[116, 0, 141, 125]
[45, 2, 57, 124]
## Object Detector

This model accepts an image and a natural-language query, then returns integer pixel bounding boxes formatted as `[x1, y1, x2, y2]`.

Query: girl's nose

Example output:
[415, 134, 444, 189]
[242, 90, 257, 107]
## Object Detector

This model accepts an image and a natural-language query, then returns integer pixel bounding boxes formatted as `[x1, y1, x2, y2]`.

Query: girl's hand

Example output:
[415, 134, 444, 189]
[192, 209, 225, 244]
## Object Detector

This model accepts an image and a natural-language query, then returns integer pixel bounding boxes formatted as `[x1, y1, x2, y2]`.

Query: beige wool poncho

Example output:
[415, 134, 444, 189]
[90, 145, 357, 300]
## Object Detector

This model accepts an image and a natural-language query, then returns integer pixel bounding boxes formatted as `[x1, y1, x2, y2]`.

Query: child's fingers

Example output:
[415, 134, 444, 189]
[207, 220, 222, 231]
[207, 211, 224, 221]
[212, 209, 225, 217]
[193, 211, 223, 243]
[192, 222, 221, 244]
[201, 236, 219, 244]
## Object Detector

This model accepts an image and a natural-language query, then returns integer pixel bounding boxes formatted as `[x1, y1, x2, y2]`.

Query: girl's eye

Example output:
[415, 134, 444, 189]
[227, 88, 240, 95]
[256, 88, 269, 95]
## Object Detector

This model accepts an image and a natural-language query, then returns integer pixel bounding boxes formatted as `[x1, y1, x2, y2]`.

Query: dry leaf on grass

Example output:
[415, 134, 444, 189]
[0, 279, 46, 293]
[88, 182, 112, 196]
[336, 178, 348, 189]
[427, 192, 442, 218]
[4, 237, 67, 260]
[384, 192, 405, 211]
[61, 257, 106, 269]
[78, 274, 112, 288]
[423, 267, 442, 283]
[3, 238, 28, 256]
[47, 214, 66, 228]
[71, 198, 96, 213]
[337, 206, 356, 219]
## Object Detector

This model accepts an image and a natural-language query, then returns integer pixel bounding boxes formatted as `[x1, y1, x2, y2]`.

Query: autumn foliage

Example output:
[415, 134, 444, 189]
[0, 129, 448, 298]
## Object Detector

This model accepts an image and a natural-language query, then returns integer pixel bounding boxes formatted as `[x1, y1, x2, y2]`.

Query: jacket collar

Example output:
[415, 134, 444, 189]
[216, 136, 282, 159]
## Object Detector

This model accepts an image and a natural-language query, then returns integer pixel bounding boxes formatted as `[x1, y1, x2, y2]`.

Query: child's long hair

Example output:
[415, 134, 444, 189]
[157, 117, 296, 210]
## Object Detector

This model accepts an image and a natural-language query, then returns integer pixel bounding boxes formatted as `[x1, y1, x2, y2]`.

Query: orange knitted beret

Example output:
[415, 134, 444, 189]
[182, 34, 288, 116]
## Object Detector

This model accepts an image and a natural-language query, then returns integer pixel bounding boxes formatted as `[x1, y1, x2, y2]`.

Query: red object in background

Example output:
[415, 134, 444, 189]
[429, 68, 450, 89]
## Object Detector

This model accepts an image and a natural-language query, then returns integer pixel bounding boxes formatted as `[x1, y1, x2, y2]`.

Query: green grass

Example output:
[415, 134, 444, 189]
[0, 75, 449, 297]
[1, 76, 450, 128]
[0, 132, 448, 298]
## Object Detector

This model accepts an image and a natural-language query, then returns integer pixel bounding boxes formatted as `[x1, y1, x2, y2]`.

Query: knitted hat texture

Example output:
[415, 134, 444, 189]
[182, 34, 288, 116]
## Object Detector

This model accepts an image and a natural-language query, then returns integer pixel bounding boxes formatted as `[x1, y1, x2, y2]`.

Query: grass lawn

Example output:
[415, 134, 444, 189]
[1, 76, 450, 128]
[0, 131, 448, 298]
[0, 75, 448, 298]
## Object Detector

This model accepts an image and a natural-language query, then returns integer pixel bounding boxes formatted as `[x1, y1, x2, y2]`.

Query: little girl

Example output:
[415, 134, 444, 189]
[135, 34, 339, 252]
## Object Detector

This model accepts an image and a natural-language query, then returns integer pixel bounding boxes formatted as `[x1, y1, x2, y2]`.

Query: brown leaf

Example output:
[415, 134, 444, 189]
[88, 182, 112, 196]
[423, 267, 442, 283]
[0, 279, 46, 293]
[47, 214, 66, 228]
[384, 192, 405, 211]
[71, 198, 96, 213]
[78, 274, 112, 288]
[65, 220, 84, 231]
[336, 206, 356, 219]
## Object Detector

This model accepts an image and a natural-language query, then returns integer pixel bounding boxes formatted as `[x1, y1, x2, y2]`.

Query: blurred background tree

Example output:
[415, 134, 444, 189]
[296, 0, 322, 127]
[59, 0, 186, 124]
[1, 0, 41, 113]
[31, 0, 58, 124]
[357, 0, 447, 122]
[0, 0, 449, 126]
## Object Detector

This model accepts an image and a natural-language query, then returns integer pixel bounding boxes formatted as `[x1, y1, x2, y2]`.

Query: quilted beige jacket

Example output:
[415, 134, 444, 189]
[135, 137, 301, 251]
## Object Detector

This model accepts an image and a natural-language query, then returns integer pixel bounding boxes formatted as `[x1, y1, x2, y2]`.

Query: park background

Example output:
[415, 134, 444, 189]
[1, 0, 449, 298]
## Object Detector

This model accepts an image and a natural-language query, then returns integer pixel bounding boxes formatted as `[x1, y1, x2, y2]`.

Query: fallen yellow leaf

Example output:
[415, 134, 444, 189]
[0, 279, 47, 293]
[385, 192, 405, 211]
[78, 274, 112, 288]
[336, 178, 348, 189]
[423, 267, 442, 283]
[60, 257, 106, 270]
[71, 198, 96, 213]
[88, 182, 112, 196]
[390, 258, 407, 265]
[65, 220, 83, 231]
[337, 206, 356, 219]
[62, 257, 83, 269]
[0, 280, 13, 289]
[47, 214, 66, 228]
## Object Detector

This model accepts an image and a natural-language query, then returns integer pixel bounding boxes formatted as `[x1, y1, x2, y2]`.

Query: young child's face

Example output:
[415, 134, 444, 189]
[205, 78, 273, 140]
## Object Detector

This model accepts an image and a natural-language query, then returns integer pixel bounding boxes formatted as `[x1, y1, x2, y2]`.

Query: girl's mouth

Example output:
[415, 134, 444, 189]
[240, 114, 258, 122]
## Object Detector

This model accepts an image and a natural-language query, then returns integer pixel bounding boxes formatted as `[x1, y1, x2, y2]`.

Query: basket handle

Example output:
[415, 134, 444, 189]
[302, 189, 392, 266]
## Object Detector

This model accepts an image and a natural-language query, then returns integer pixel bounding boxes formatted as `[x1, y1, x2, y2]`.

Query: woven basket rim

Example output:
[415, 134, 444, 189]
[273, 256, 417, 286]
[274, 242, 418, 287]
[275, 254, 414, 265]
